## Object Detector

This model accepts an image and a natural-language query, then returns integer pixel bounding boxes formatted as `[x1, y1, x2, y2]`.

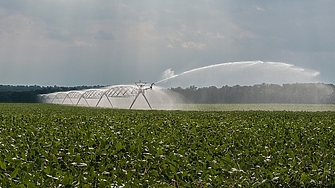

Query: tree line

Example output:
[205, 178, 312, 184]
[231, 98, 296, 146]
[171, 83, 335, 104]
[0, 85, 103, 103]
[0, 83, 335, 104]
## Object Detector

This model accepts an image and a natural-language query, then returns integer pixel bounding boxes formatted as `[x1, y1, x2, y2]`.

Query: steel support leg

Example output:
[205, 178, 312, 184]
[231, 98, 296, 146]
[142, 93, 152, 109]
[129, 93, 140, 109]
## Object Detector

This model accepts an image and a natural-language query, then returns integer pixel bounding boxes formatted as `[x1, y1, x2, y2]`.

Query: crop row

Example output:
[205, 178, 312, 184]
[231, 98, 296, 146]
[0, 103, 335, 187]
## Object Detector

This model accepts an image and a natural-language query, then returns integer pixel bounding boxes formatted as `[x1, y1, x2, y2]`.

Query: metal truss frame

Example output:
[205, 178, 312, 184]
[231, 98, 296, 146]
[37, 82, 154, 109]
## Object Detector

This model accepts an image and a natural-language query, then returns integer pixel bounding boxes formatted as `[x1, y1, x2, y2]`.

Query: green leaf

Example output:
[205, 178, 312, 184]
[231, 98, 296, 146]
[169, 164, 176, 173]
[26, 182, 37, 188]
[44, 166, 51, 174]
[62, 174, 72, 185]
[116, 142, 123, 152]
[157, 148, 163, 156]
[11, 168, 20, 178]
[135, 123, 143, 132]
[129, 144, 135, 153]
[89, 166, 96, 178]
[0, 161, 6, 170]
[11, 184, 26, 188]
[300, 172, 308, 183]
[151, 169, 159, 177]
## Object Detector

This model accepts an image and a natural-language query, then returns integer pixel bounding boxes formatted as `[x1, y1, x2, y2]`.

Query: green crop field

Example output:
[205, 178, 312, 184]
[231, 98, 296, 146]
[1, 103, 335, 187]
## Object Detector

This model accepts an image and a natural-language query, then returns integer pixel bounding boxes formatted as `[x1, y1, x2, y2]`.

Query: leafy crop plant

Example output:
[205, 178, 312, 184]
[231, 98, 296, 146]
[0, 103, 335, 187]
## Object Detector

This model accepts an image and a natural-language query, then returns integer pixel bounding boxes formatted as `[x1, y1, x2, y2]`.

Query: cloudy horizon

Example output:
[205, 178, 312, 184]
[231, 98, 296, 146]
[1, 0, 334, 87]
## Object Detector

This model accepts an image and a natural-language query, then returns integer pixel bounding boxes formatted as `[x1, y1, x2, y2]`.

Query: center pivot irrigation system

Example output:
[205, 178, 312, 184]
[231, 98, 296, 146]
[129, 80, 155, 109]
[38, 81, 155, 109]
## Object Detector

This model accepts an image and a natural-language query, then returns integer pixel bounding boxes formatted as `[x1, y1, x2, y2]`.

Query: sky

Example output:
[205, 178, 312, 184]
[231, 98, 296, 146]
[0, 0, 334, 87]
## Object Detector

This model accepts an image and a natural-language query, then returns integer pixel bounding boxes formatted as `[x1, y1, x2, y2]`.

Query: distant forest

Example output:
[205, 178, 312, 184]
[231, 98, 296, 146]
[0, 85, 103, 103]
[0, 83, 335, 104]
[171, 83, 335, 104]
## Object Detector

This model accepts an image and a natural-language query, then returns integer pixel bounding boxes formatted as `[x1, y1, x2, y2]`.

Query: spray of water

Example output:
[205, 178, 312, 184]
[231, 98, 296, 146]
[156, 61, 320, 87]
[39, 60, 329, 110]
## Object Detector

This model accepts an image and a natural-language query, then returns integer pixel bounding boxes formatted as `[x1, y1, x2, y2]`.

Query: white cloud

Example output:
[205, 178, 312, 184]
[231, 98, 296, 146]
[166, 44, 173, 48]
[181, 42, 207, 49]
[254, 5, 265, 11]
[206, 32, 225, 39]
[237, 30, 257, 39]
[71, 40, 92, 47]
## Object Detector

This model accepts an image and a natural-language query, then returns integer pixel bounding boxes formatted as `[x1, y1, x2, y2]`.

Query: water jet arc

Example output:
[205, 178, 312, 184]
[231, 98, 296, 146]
[156, 61, 320, 87]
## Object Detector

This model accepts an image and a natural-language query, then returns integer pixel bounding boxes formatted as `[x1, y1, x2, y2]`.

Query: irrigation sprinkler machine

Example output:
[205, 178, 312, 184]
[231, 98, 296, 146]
[38, 80, 157, 110]
[129, 80, 155, 109]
